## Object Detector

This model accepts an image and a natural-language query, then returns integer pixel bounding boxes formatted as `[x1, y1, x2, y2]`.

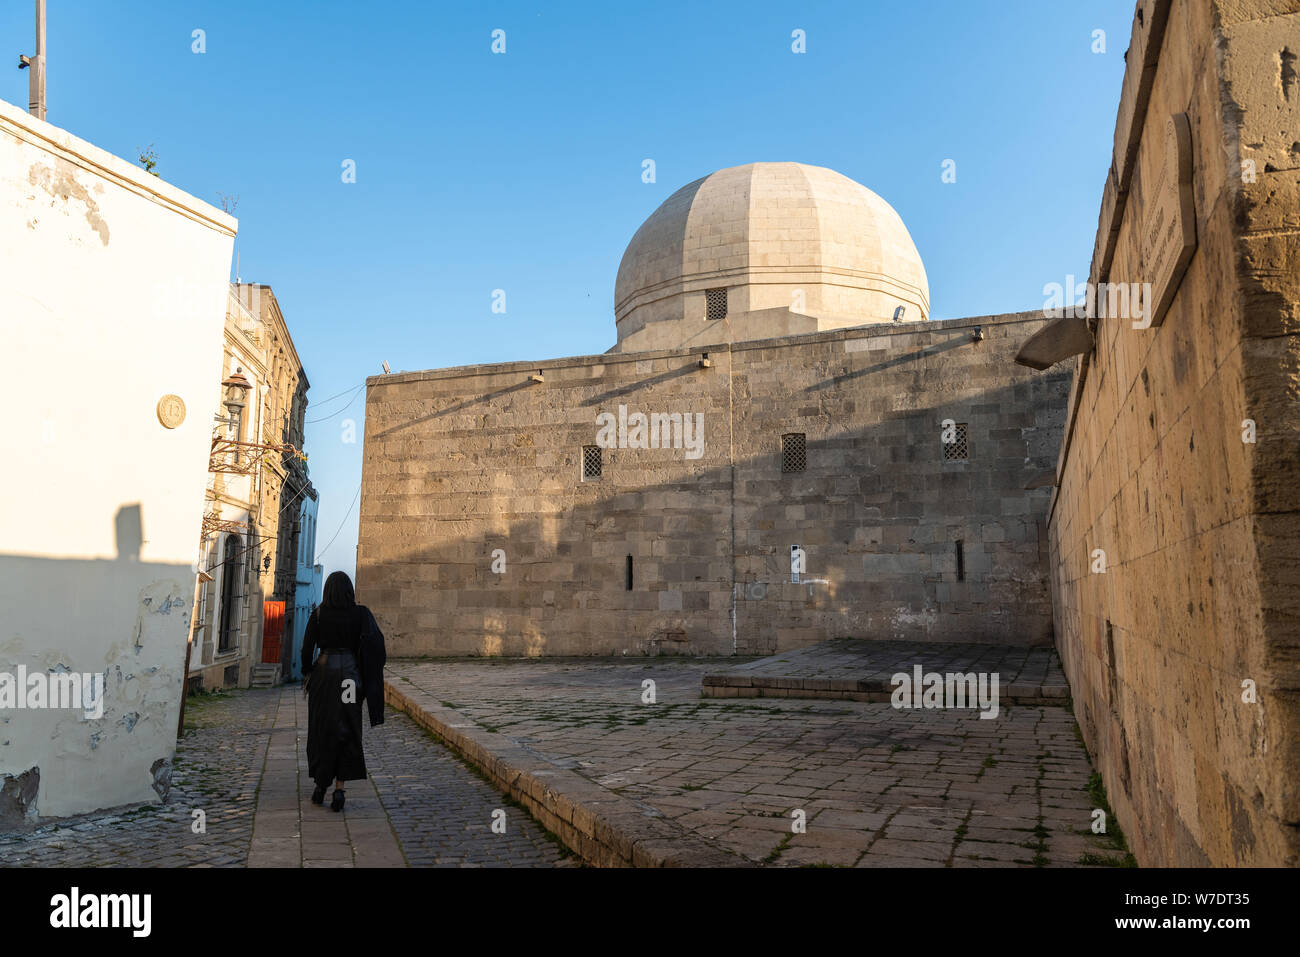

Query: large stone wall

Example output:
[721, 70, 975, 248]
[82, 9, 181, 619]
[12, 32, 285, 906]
[357, 311, 1070, 657]
[1044, 0, 1299, 866]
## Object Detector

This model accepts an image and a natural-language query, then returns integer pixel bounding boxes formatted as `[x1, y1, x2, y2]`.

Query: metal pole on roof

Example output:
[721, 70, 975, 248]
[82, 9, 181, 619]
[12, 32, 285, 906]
[18, 1, 47, 120]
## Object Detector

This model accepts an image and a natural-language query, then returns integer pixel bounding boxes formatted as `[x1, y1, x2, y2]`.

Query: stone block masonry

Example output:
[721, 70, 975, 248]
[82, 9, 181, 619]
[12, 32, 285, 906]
[1041, 0, 1300, 866]
[358, 310, 1071, 656]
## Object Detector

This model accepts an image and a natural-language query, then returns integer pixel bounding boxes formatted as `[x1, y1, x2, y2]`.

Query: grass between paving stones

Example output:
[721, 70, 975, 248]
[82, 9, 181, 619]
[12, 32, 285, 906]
[1080, 771, 1137, 866]
[1029, 761, 1050, 867]
[762, 832, 793, 864]
[1055, 705, 1138, 867]
[947, 807, 979, 866]
[180, 688, 239, 733]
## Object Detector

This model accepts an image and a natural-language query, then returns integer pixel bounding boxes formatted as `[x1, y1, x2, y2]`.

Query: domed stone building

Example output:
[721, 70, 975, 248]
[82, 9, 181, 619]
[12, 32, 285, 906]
[369, 0, 1300, 868]
[358, 163, 1072, 658]
[615, 163, 930, 352]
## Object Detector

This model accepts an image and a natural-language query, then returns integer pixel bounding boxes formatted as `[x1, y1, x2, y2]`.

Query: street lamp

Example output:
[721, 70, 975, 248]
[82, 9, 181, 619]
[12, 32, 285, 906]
[219, 372, 251, 438]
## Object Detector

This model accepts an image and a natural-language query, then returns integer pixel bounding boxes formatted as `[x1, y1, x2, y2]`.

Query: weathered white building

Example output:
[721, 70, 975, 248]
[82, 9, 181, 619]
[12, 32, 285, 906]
[0, 96, 236, 821]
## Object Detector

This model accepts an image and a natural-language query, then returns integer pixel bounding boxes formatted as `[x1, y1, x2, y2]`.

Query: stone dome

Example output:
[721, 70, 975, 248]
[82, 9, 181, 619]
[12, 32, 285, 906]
[613, 162, 930, 352]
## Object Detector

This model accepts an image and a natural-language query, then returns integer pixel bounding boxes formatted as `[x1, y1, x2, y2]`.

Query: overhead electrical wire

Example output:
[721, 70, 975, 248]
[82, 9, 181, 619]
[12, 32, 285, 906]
[314, 482, 362, 562]
[305, 383, 365, 424]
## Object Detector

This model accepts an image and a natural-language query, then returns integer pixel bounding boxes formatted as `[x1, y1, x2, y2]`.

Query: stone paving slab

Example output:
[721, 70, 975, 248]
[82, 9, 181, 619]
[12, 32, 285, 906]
[701, 640, 1067, 704]
[385, 657, 1130, 868]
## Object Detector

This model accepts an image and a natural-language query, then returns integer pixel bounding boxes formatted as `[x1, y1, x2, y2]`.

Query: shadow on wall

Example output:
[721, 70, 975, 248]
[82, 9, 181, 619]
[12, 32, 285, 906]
[0, 503, 195, 828]
[356, 367, 1072, 658]
[115, 503, 143, 561]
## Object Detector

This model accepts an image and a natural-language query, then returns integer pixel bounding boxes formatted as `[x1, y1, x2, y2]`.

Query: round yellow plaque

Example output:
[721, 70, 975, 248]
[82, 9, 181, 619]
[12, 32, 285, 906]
[157, 394, 187, 429]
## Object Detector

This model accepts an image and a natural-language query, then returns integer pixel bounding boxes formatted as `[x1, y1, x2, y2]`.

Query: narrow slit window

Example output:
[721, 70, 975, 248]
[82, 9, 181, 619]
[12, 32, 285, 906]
[781, 433, 807, 473]
[705, 287, 727, 321]
[582, 445, 602, 480]
[1106, 620, 1118, 711]
[955, 540, 965, 582]
[626, 555, 634, 591]
[943, 423, 969, 461]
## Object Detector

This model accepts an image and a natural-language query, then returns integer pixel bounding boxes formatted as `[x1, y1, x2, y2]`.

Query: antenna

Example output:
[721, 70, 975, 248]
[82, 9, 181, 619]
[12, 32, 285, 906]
[18, 1, 47, 121]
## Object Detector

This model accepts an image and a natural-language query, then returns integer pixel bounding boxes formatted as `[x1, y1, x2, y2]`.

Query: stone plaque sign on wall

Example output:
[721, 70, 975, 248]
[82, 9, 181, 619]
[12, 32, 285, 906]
[156, 394, 186, 429]
[1139, 112, 1197, 328]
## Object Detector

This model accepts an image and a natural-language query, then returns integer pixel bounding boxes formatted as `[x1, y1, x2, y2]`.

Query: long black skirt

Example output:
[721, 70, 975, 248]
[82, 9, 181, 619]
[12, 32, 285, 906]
[306, 650, 367, 787]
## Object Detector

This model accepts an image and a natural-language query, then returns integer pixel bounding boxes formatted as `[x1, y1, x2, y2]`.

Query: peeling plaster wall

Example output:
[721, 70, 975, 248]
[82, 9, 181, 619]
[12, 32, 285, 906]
[0, 97, 236, 819]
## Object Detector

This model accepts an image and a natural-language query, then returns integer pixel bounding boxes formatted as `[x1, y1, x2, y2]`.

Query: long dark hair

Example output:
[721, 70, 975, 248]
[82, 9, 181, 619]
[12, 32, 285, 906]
[322, 571, 356, 610]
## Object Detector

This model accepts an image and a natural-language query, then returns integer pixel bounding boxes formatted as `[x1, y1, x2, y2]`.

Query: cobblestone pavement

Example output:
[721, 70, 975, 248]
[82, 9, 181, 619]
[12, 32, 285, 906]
[340, 696, 571, 867]
[388, 658, 1134, 867]
[0, 687, 570, 868]
[0, 688, 272, 867]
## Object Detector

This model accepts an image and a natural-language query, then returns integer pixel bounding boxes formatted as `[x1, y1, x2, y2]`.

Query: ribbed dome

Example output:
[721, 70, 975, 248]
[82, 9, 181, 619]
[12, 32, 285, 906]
[613, 162, 930, 352]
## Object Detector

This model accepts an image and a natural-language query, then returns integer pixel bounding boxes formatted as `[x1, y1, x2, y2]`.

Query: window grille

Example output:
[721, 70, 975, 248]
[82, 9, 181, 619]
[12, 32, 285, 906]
[706, 288, 727, 320]
[781, 433, 807, 473]
[943, 423, 969, 461]
[582, 445, 602, 479]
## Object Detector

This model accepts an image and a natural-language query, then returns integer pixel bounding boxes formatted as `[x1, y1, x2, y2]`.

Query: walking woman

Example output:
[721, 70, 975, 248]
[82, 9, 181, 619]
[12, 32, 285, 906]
[301, 571, 386, 812]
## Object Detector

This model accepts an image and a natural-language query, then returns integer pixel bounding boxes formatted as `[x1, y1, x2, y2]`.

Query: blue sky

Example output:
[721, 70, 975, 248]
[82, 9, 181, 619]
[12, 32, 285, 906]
[2, 1, 1133, 579]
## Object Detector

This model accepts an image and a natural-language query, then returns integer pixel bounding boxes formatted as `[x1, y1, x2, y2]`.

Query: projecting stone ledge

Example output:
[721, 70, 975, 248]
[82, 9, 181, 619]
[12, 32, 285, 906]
[1013, 314, 1094, 370]
[384, 678, 752, 868]
[701, 639, 1069, 705]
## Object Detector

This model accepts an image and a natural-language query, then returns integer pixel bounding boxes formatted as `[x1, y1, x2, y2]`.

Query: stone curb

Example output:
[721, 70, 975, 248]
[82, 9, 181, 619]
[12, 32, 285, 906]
[384, 678, 753, 868]
[700, 674, 1067, 706]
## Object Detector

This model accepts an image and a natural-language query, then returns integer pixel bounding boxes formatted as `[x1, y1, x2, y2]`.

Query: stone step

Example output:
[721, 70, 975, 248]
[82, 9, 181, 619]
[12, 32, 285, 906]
[251, 663, 281, 688]
[701, 638, 1070, 705]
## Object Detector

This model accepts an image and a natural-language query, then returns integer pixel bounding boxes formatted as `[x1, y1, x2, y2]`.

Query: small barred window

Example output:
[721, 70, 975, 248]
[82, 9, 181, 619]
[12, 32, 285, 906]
[781, 433, 807, 473]
[582, 445, 602, 479]
[705, 288, 728, 320]
[943, 423, 969, 461]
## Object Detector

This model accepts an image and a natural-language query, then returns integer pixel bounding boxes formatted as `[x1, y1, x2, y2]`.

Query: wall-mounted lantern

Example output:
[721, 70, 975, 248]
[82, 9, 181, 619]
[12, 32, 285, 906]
[221, 372, 251, 432]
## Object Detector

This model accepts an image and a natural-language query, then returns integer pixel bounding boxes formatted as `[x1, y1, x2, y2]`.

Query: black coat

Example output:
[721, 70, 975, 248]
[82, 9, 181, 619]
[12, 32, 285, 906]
[302, 603, 386, 727]
[357, 606, 386, 727]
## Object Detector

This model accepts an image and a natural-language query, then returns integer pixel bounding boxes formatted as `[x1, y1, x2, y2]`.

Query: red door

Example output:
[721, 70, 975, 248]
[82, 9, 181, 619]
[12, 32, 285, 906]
[262, 601, 285, 663]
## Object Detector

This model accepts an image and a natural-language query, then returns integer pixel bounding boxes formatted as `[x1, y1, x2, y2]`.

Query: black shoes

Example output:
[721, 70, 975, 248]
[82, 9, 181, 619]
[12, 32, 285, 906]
[331, 789, 345, 812]
[311, 785, 326, 806]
